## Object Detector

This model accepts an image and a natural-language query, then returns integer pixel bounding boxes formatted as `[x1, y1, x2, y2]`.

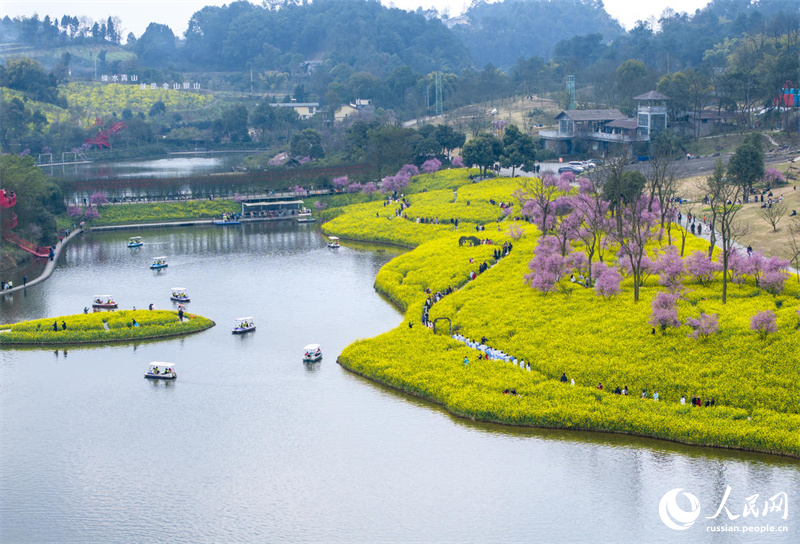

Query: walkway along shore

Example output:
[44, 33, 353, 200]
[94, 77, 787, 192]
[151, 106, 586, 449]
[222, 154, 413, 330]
[2, 228, 85, 296]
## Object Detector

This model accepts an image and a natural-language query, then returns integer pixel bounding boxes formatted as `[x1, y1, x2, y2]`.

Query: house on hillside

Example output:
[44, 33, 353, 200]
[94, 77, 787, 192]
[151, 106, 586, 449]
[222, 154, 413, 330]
[540, 91, 670, 156]
[271, 102, 319, 119]
[334, 98, 375, 123]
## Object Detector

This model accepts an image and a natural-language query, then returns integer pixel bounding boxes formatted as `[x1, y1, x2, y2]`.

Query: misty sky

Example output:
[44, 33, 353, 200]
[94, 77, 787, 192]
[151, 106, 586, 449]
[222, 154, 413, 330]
[1, 0, 712, 39]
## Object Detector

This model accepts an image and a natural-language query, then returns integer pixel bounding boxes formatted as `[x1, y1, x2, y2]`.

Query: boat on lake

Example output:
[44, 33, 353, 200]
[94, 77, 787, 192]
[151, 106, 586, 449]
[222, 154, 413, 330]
[327, 236, 340, 248]
[127, 236, 143, 248]
[296, 213, 315, 223]
[170, 288, 190, 302]
[144, 362, 177, 380]
[150, 256, 168, 269]
[303, 343, 322, 362]
[92, 295, 118, 309]
[232, 317, 256, 334]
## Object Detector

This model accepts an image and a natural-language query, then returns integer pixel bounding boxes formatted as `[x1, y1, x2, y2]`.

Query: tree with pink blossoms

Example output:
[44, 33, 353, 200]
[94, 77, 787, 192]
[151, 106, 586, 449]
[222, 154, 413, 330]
[762, 168, 786, 186]
[332, 176, 349, 191]
[346, 182, 363, 193]
[571, 177, 611, 287]
[611, 194, 661, 302]
[593, 262, 622, 299]
[67, 206, 84, 219]
[525, 237, 569, 294]
[89, 192, 108, 206]
[760, 269, 788, 295]
[314, 201, 327, 211]
[421, 158, 442, 176]
[750, 310, 777, 339]
[451, 156, 464, 168]
[361, 182, 378, 194]
[649, 292, 680, 335]
[617, 250, 655, 286]
[685, 313, 719, 340]
[749, 252, 790, 290]
[653, 245, 685, 291]
[397, 164, 419, 178]
[517, 173, 568, 236]
[727, 249, 754, 286]
[83, 208, 100, 220]
[291, 185, 308, 196]
[684, 250, 720, 286]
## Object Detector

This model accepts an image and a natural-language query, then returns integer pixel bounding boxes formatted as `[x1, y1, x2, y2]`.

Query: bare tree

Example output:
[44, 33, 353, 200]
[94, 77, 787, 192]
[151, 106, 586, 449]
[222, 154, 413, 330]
[788, 217, 800, 285]
[700, 159, 747, 304]
[756, 201, 787, 231]
[646, 150, 680, 242]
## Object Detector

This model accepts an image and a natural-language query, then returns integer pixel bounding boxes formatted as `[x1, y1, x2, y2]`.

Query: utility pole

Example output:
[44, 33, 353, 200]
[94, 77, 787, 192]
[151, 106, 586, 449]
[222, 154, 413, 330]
[435, 71, 443, 116]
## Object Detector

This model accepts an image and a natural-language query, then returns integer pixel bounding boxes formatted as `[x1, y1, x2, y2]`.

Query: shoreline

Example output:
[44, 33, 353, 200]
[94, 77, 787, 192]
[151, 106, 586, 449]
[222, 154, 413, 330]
[0, 320, 216, 346]
[1, 227, 84, 296]
[336, 357, 799, 459]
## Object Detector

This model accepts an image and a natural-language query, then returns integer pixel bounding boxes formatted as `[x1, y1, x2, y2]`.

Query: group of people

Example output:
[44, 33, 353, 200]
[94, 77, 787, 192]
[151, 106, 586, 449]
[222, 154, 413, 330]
[559, 374, 718, 406]
[452, 333, 531, 370]
[52, 320, 67, 331]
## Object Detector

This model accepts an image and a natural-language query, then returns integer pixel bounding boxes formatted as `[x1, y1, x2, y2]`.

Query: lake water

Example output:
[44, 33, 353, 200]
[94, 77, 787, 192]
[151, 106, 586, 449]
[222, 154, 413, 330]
[1, 223, 798, 543]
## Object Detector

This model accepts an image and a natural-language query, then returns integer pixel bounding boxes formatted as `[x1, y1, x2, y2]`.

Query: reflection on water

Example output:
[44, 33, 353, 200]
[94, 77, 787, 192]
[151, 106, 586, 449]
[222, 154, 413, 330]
[1, 223, 798, 543]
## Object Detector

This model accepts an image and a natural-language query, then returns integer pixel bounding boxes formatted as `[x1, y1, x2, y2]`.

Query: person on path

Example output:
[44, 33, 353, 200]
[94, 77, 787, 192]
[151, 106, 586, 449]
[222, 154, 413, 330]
[62, 321, 67, 330]
[463, 356, 469, 367]
[560, 373, 568, 383]
[53, 321, 58, 332]
[22, 275, 26, 287]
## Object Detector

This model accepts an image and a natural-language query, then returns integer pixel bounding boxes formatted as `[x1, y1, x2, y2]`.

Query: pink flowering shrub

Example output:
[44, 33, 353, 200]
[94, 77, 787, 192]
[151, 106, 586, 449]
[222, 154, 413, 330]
[762, 168, 786, 185]
[362, 182, 378, 194]
[67, 206, 84, 219]
[728, 249, 754, 286]
[421, 158, 442, 175]
[684, 251, 720, 286]
[333, 176, 349, 190]
[83, 208, 100, 220]
[649, 292, 680, 335]
[452, 156, 464, 167]
[397, 164, 419, 178]
[314, 201, 327, 211]
[750, 310, 777, 339]
[685, 313, 719, 340]
[525, 237, 568, 294]
[346, 182, 363, 193]
[593, 262, 622, 299]
[89, 192, 108, 206]
[653, 245, 684, 291]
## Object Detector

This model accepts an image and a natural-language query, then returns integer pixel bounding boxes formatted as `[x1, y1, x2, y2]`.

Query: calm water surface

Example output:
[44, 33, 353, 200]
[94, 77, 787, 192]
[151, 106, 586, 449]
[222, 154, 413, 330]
[1, 223, 798, 543]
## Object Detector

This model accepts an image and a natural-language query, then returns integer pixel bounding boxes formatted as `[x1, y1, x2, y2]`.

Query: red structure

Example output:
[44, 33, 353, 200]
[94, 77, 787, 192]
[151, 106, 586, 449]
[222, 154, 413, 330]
[1, 188, 50, 258]
[774, 81, 798, 108]
[85, 121, 126, 149]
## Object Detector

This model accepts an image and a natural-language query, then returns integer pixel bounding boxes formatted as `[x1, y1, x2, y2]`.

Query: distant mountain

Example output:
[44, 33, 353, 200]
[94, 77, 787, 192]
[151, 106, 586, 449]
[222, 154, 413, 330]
[451, 0, 624, 69]
[182, 0, 472, 75]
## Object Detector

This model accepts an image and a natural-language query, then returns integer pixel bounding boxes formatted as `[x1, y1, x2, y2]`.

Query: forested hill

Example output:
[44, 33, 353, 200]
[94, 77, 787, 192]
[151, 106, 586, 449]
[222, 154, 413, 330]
[453, 0, 624, 69]
[180, 0, 471, 75]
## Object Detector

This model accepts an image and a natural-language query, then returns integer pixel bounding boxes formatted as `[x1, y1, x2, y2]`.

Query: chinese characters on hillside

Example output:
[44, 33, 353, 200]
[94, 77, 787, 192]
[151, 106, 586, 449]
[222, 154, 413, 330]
[99, 75, 201, 90]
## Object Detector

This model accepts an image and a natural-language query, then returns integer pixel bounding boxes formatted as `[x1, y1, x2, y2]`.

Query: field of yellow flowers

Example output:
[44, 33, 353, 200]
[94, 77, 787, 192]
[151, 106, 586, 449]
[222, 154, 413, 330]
[326, 173, 800, 457]
[93, 200, 240, 225]
[0, 310, 214, 345]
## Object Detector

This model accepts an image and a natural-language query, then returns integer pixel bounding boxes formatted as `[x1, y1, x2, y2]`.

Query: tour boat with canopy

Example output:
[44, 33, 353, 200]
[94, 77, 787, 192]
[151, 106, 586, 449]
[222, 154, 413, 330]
[127, 236, 143, 248]
[170, 288, 190, 302]
[232, 317, 256, 334]
[303, 343, 322, 362]
[150, 256, 168, 269]
[144, 362, 177, 380]
[327, 236, 340, 248]
[92, 295, 118, 309]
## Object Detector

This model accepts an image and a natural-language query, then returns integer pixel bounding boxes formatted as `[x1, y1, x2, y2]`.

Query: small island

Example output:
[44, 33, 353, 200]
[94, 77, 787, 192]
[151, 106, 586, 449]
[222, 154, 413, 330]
[0, 310, 215, 345]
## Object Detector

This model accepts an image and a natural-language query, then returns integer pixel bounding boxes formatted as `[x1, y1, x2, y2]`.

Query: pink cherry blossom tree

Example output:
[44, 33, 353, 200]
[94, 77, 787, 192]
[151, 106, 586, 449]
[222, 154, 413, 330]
[649, 292, 680, 335]
[452, 156, 464, 168]
[83, 208, 100, 220]
[333, 176, 349, 191]
[421, 158, 442, 176]
[611, 195, 661, 302]
[653, 245, 685, 291]
[593, 262, 622, 299]
[525, 237, 569, 294]
[314, 201, 327, 211]
[68, 206, 84, 219]
[89, 192, 108, 206]
[750, 310, 777, 339]
[684, 251, 721, 286]
[685, 313, 719, 340]
[571, 178, 611, 287]
[362, 182, 378, 194]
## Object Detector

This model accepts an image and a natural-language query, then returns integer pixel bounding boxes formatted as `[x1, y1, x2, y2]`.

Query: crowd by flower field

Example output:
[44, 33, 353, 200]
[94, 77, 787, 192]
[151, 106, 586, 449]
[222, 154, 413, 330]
[324, 168, 800, 457]
[0, 310, 214, 344]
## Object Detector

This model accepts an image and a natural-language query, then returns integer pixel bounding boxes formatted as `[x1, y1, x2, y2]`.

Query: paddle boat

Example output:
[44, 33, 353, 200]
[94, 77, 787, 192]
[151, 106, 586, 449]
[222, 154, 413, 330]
[296, 213, 315, 223]
[92, 295, 118, 309]
[303, 343, 322, 362]
[170, 288, 190, 302]
[214, 213, 241, 226]
[232, 317, 256, 334]
[150, 256, 168, 269]
[144, 362, 177, 380]
[327, 236, 340, 248]
[127, 236, 143, 248]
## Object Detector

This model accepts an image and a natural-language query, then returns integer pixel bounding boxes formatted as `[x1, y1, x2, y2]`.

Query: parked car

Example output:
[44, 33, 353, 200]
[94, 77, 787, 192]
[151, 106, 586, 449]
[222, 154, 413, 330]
[558, 165, 583, 174]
